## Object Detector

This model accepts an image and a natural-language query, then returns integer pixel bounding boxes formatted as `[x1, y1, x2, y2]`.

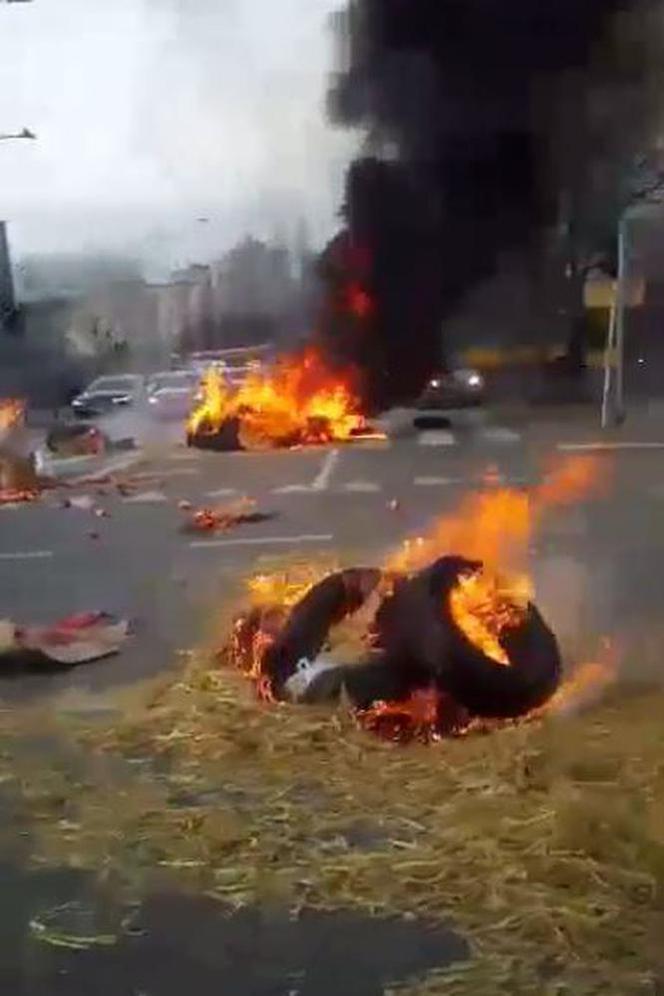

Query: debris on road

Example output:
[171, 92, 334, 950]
[181, 496, 276, 534]
[62, 494, 95, 511]
[46, 423, 106, 459]
[0, 612, 130, 668]
[0, 446, 42, 505]
[0, 486, 40, 507]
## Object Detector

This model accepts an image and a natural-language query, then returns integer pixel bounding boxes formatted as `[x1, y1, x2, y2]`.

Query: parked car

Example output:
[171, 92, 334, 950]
[70, 374, 145, 418]
[416, 368, 485, 410]
[147, 370, 199, 420]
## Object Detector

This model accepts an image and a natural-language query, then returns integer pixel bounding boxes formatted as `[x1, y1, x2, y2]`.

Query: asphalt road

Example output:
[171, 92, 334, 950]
[3, 410, 664, 703]
[4, 410, 664, 992]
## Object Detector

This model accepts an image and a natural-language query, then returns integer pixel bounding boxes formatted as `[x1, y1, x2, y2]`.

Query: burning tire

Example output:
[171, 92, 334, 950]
[230, 556, 562, 721]
[374, 556, 562, 719]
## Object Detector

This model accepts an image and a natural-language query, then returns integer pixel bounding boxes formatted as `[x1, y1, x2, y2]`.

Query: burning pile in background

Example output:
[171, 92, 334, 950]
[223, 456, 616, 742]
[0, 398, 25, 437]
[187, 347, 373, 450]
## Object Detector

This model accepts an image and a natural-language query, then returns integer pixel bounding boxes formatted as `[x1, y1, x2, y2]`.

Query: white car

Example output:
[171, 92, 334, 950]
[147, 370, 199, 420]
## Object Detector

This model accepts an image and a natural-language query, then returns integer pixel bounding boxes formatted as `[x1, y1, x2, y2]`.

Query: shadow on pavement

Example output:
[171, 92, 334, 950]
[0, 862, 468, 996]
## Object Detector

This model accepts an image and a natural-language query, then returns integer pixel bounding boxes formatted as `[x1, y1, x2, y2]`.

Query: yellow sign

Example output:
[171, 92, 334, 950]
[584, 275, 645, 308]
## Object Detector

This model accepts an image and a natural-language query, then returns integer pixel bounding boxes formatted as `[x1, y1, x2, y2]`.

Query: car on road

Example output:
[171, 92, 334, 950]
[70, 374, 145, 418]
[147, 370, 199, 420]
[416, 368, 486, 410]
[185, 351, 230, 375]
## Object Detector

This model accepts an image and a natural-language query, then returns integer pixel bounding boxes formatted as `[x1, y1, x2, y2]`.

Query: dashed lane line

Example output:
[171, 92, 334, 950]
[204, 488, 240, 499]
[123, 490, 168, 504]
[189, 533, 334, 550]
[557, 441, 664, 452]
[341, 481, 382, 493]
[414, 476, 467, 486]
[272, 484, 314, 495]
[0, 550, 54, 561]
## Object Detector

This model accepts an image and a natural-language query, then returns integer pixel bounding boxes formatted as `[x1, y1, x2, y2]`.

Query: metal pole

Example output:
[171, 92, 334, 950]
[601, 293, 617, 429]
[614, 215, 627, 424]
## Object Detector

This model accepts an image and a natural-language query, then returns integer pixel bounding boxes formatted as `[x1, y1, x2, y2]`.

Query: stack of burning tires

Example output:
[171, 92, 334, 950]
[229, 556, 562, 740]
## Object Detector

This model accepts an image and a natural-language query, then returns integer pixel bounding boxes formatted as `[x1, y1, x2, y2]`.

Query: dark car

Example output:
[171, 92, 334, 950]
[416, 368, 485, 410]
[70, 374, 145, 418]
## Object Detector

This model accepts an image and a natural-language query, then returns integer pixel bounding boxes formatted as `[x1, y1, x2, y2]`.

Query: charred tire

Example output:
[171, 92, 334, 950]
[187, 418, 243, 451]
[386, 556, 562, 718]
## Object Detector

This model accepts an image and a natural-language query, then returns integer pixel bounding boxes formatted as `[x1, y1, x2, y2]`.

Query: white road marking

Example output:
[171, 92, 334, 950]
[482, 427, 521, 444]
[204, 488, 240, 499]
[414, 476, 466, 486]
[123, 490, 168, 504]
[311, 448, 340, 491]
[0, 550, 54, 561]
[189, 533, 334, 550]
[69, 451, 143, 484]
[557, 441, 664, 452]
[342, 481, 382, 493]
[418, 431, 455, 447]
[272, 484, 313, 494]
[169, 451, 200, 461]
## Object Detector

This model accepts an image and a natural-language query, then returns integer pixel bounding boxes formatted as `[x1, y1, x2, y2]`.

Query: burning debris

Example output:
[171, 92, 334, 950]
[0, 398, 25, 436]
[180, 497, 276, 534]
[222, 456, 609, 742]
[186, 347, 375, 451]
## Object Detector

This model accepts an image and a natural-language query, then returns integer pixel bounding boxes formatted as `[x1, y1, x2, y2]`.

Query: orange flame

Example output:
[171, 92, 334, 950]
[0, 398, 25, 435]
[449, 569, 532, 666]
[188, 348, 370, 449]
[224, 455, 613, 738]
[387, 455, 606, 665]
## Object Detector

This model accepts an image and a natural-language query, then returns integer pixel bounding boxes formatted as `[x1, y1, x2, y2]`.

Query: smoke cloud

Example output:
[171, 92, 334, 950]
[322, 0, 663, 403]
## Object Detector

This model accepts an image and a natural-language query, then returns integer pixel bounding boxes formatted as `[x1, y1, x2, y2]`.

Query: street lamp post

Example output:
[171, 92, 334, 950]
[601, 191, 664, 428]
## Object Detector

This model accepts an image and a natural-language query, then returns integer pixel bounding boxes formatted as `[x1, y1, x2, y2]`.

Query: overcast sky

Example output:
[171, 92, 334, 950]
[0, 0, 357, 271]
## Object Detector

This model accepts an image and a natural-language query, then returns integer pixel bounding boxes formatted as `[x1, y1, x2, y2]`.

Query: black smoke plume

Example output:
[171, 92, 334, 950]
[318, 0, 657, 407]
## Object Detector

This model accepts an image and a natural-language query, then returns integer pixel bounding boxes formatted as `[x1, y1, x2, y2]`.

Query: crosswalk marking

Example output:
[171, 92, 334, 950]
[418, 431, 455, 447]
